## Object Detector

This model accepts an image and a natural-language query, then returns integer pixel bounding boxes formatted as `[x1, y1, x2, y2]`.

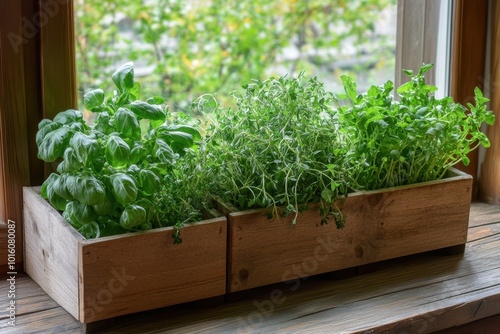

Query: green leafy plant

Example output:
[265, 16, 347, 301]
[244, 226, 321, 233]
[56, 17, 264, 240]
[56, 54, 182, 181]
[36, 62, 202, 239]
[204, 73, 348, 227]
[338, 63, 495, 190]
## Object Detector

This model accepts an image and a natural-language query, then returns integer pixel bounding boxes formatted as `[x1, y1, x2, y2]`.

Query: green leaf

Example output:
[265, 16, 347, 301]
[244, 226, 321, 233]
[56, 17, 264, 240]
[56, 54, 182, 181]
[139, 169, 160, 196]
[84, 89, 105, 111]
[146, 96, 165, 104]
[119, 204, 147, 230]
[162, 124, 201, 141]
[41, 173, 60, 200]
[129, 143, 148, 164]
[53, 109, 85, 125]
[105, 135, 131, 168]
[38, 119, 52, 130]
[52, 174, 74, 201]
[69, 133, 101, 168]
[114, 108, 141, 140]
[128, 101, 166, 121]
[36, 121, 62, 146]
[66, 175, 107, 205]
[63, 200, 97, 227]
[154, 138, 177, 163]
[37, 126, 72, 162]
[92, 193, 116, 216]
[397, 81, 414, 95]
[110, 173, 138, 206]
[135, 198, 155, 221]
[57, 147, 83, 173]
[112, 62, 135, 92]
[129, 82, 142, 101]
[340, 75, 359, 103]
[418, 63, 434, 75]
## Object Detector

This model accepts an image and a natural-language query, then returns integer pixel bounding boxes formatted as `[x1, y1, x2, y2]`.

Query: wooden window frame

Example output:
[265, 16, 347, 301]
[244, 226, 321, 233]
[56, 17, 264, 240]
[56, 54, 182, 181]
[0, 0, 77, 271]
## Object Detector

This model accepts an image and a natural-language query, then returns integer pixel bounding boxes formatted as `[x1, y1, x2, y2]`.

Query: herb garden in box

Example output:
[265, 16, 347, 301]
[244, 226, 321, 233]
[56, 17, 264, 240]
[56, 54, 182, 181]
[24, 63, 226, 324]
[24, 62, 494, 323]
[203, 64, 493, 292]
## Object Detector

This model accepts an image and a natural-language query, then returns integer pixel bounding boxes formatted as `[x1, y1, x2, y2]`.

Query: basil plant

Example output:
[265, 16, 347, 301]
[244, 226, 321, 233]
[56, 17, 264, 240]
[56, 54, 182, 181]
[36, 62, 201, 238]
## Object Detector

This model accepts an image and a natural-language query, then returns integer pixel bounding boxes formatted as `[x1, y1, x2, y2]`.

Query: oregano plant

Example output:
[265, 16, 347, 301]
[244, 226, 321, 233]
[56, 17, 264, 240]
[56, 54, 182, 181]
[338, 63, 495, 190]
[36, 62, 202, 239]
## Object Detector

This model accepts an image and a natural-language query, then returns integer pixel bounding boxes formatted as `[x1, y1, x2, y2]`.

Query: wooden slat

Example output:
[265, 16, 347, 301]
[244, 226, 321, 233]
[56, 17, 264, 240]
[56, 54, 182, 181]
[40, 0, 77, 176]
[479, 0, 500, 204]
[395, 0, 440, 88]
[451, 0, 489, 193]
[228, 169, 472, 292]
[23, 187, 82, 320]
[23, 0, 45, 187]
[0, 0, 31, 268]
[79, 217, 227, 322]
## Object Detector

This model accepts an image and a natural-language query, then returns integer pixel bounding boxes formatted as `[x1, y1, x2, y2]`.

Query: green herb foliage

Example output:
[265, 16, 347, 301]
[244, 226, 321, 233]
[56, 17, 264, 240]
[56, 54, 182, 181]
[204, 74, 348, 227]
[339, 64, 495, 190]
[36, 62, 202, 239]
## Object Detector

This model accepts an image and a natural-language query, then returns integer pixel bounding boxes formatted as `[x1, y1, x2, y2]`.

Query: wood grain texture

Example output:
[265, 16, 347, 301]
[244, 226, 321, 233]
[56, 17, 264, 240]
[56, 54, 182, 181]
[479, 0, 500, 204]
[452, 0, 489, 188]
[3, 202, 500, 333]
[0, 0, 32, 267]
[40, 0, 77, 178]
[79, 217, 227, 323]
[395, 0, 440, 88]
[23, 187, 82, 320]
[23, 187, 227, 324]
[228, 168, 472, 292]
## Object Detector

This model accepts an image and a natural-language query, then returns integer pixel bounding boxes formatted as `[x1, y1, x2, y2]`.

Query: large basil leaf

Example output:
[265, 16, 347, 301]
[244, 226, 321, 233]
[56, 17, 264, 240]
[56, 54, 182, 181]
[66, 175, 107, 205]
[129, 142, 148, 164]
[47, 185, 68, 211]
[57, 147, 83, 173]
[114, 108, 141, 140]
[135, 198, 155, 221]
[42, 174, 67, 211]
[92, 192, 116, 216]
[139, 169, 160, 196]
[95, 112, 115, 135]
[70, 133, 101, 168]
[154, 138, 177, 163]
[37, 126, 72, 162]
[84, 89, 105, 111]
[53, 109, 85, 126]
[128, 101, 166, 121]
[63, 200, 97, 227]
[40, 173, 60, 200]
[119, 204, 147, 229]
[36, 121, 61, 146]
[52, 174, 74, 201]
[110, 173, 138, 206]
[112, 62, 135, 92]
[105, 135, 130, 168]
[162, 124, 201, 141]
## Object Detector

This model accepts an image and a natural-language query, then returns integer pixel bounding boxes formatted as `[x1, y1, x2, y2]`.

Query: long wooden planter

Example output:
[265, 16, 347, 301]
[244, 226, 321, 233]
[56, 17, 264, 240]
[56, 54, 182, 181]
[23, 187, 227, 324]
[220, 168, 473, 293]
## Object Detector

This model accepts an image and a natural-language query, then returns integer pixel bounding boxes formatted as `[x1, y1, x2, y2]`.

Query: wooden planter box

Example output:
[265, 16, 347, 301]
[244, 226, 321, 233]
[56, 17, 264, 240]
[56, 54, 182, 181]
[23, 187, 227, 324]
[220, 168, 473, 293]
